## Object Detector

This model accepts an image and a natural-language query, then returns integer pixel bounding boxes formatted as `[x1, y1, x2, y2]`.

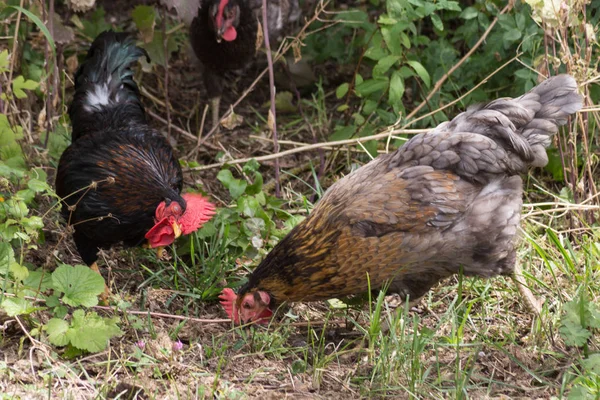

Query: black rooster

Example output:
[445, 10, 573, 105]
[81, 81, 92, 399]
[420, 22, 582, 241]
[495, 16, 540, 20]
[56, 31, 215, 297]
[190, 0, 258, 131]
[189, 0, 299, 131]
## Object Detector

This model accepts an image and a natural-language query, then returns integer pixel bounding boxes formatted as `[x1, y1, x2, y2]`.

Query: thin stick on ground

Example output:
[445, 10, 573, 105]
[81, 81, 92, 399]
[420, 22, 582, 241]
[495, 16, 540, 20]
[42, 0, 55, 149]
[162, 11, 171, 139]
[188, 127, 429, 171]
[262, 0, 280, 197]
[148, 110, 221, 151]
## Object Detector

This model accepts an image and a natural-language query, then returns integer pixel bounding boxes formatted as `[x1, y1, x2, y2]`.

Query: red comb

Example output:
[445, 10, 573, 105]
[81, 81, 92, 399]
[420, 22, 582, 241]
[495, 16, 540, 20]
[216, 0, 229, 28]
[179, 193, 216, 235]
[219, 288, 240, 323]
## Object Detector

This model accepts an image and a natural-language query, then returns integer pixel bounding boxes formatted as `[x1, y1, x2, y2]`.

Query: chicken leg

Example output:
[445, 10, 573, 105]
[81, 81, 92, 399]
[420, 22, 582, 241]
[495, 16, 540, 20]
[387, 264, 543, 315]
[210, 97, 221, 134]
[90, 262, 111, 305]
[511, 264, 543, 314]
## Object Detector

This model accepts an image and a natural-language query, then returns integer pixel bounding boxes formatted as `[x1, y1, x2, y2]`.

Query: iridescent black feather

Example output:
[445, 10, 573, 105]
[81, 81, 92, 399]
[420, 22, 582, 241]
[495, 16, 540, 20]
[69, 30, 149, 141]
[56, 31, 184, 266]
[189, 0, 257, 101]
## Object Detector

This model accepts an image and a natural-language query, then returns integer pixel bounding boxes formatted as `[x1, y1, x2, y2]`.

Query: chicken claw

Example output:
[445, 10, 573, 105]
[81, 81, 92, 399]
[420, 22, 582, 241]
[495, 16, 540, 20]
[512, 263, 543, 315]
[90, 262, 111, 305]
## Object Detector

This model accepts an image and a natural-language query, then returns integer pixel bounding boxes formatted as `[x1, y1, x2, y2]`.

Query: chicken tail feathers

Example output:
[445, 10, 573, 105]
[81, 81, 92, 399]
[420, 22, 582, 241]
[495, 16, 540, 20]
[514, 74, 583, 167]
[430, 74, 583, 173]
[69, 30, 150, 141]
[479, 74, 583, 168]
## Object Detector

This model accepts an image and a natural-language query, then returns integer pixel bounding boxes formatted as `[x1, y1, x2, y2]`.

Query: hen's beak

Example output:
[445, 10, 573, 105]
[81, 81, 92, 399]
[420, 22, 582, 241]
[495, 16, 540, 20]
[171, 221, 182, 239]
[215, 29, 224, 43]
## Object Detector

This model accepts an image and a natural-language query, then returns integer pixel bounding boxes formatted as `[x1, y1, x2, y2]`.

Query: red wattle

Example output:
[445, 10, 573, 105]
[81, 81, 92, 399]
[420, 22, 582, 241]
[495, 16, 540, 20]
[145, 217, 175, 248]
[222, 26, 237, 42]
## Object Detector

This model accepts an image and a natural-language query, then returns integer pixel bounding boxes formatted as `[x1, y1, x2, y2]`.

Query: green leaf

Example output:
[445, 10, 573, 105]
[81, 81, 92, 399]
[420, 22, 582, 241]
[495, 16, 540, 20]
[503, 29, 522, 43]
[21, 216, 44, 234]
[0, 242, 15, 275]
[45, 318, 70, 347]
[586, 300, 600, 329]
[40, 123, 71, 161]
[460, 7, 478, 19]
[10, 6, 56, 60]
[51, 264, 105, 307]
[67, 310, 122, 352]
[568, 385, 594, 400]
[132, 5, 156, 43]
[217, 169, 247, 200]
[23, 269, 53, 293]
[373, 55, 400, 77]
[406, 60, 431, 88]
[1, 297, 39, 316]
[12, 75, 39, 99]
[46, 295, 60, 308]
[355, 77, 389, 97]
[327, 298, 349, 309]
[430, 13, 443, 31]
[582, 354, 600, 375]
[0, 50, 9, 73]
[80, 8, 112, 40]
[243, 159, 260, 173]
[0, 114, 25, 168]
[336, 83, 349, 99]
[399, 32, 411, 49]
[27, 178, 50, 193]
[142, 31, 178, 68]
[389, 70, 405, 107]
[273, 91, 296, 113]
[559, 319, 591, 347]
[4, 198, 28, 219]
[329, 125, 357, 141]
[377, 15, 397, 25]
[54, 305, 68, 319]
[381, 22, 408, 56]
[245, 172, 263, 196]
[9, 262, 29, 281]
[544, 148, 563, 181]
[352, 112, 365, 125]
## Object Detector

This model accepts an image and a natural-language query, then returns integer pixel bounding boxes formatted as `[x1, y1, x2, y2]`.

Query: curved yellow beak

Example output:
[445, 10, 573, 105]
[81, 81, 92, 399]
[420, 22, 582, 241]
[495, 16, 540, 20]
[171, 221, 182, 239]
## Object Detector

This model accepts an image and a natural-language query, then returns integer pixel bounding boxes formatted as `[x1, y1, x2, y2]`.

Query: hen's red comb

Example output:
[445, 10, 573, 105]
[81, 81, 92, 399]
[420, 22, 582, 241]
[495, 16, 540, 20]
[179, 193, 216, 235]
[219, 288, 240, 323]
[216, 0, 228, 28]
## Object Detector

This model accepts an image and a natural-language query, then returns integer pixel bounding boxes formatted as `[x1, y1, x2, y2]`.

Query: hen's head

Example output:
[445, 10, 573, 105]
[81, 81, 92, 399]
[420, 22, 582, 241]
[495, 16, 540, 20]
[145, 193, 216, 248]
[210, 0, 240, 42]
[219, 288, 273, 324]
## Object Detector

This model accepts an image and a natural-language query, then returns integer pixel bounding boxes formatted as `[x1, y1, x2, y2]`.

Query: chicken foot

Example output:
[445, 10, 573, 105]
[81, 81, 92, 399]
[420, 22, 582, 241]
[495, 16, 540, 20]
[210, 97, 221, 134]
[511, 263, 543, 315]
[90, 261, 111, 305]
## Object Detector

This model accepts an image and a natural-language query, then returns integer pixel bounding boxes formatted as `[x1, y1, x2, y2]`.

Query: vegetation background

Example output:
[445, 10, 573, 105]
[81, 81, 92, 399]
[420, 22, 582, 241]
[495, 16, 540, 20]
[0, 0, 599, 398]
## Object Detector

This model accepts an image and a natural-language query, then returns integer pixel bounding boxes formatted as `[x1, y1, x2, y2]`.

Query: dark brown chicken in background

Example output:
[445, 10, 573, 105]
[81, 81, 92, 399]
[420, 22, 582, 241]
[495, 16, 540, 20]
[189, 0, 299, 131]
[221, 74, 583, 324]
[56, 31, 214, 299]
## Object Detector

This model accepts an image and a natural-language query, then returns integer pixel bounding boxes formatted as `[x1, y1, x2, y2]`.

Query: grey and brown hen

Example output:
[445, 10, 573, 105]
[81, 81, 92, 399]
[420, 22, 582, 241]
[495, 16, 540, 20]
[220, 74, 583, 324]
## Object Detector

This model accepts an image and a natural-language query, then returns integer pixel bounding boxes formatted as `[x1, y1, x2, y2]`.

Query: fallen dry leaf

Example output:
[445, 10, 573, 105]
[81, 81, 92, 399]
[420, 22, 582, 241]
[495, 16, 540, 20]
[220, 109, 244, 130]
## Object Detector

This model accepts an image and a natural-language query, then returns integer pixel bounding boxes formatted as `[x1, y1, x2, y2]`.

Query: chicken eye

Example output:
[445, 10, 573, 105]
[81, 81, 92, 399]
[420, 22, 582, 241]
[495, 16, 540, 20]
[172, 204, 181, 213]
[243, 302, 252, 309]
